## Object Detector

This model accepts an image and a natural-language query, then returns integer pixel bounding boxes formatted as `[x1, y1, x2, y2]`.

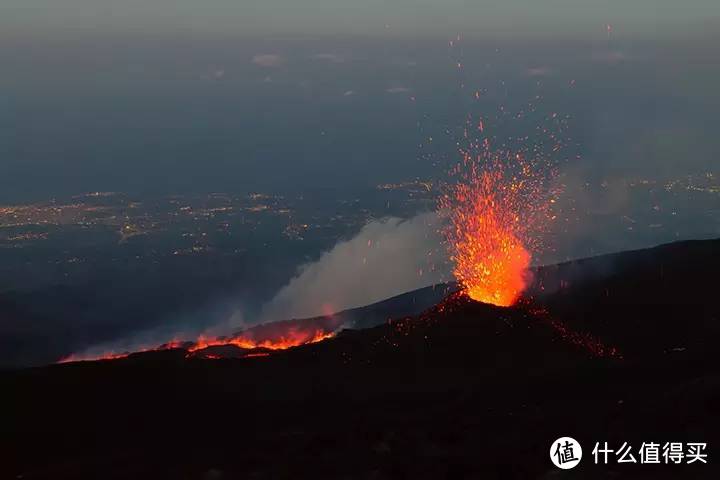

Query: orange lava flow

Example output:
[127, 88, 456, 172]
[57, 328, 336, 364]
[187, 329, 335, 353]
[58, 351, 131, 363]
[57, 340, 186, 364]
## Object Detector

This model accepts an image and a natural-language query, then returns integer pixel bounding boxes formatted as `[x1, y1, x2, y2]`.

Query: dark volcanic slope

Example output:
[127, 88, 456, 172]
[531, 238, 720, 358]
[3, 239, 720, 479]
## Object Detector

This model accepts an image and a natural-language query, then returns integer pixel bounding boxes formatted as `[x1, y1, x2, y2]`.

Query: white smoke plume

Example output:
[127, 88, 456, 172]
[57, 212, 449, 363]
[262, 212, 449, 321]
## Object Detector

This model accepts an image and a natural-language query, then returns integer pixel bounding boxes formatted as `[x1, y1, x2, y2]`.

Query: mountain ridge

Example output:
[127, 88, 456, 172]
[3, 237, 720, 479]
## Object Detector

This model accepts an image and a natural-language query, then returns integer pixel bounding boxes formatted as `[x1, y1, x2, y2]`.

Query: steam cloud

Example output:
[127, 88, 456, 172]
[55, 212, 448, 363]
[262, 212, 448, 321]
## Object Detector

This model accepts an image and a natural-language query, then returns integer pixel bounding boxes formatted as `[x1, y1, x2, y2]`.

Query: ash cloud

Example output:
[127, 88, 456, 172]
[262, 212, 448, 321]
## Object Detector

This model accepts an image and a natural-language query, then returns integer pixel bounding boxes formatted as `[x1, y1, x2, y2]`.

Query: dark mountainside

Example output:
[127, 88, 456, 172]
[3, 238, 720, 479]
[0, 276, 452, 368]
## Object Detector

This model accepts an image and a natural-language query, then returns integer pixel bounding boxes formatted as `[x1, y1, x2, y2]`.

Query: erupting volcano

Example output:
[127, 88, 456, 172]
[443, 166, 532, 306]
[441, 126, 557, 307]
[15, 238, 720, 480]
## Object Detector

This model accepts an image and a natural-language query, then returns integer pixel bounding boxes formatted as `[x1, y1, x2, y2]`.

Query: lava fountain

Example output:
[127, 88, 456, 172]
[441, 123, 558, 307]
[445, 168, 531, 306]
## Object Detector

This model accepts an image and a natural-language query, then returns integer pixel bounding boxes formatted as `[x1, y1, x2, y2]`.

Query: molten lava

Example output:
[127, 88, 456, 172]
[188, 329, 335, 353]
[447, 169, 532, 306]
[58, 317, 340, 363]
[441, 128, 556, 307]
[58, 340, 186, 363]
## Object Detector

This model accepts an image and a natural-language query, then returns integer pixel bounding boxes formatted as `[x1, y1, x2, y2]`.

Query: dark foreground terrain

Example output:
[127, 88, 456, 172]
[3, 239, 720, 479]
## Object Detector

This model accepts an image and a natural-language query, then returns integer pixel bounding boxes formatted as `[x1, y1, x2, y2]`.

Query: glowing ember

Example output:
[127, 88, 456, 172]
[243, 352, 271, 358]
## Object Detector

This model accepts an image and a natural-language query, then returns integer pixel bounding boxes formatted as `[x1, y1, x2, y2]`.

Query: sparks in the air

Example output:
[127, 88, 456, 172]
[440, 108, 563, 307]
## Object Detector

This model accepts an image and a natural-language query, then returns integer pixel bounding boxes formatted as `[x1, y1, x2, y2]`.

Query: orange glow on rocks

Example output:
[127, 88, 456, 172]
[57, 340, 186, 364]
[57, 319, 339, 364]
[187, 329, 335, 353]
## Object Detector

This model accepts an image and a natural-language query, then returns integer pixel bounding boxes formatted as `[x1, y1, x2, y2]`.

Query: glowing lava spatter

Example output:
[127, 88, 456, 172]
[441, 121, 558, 307]
[444, 166, 532, 306]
